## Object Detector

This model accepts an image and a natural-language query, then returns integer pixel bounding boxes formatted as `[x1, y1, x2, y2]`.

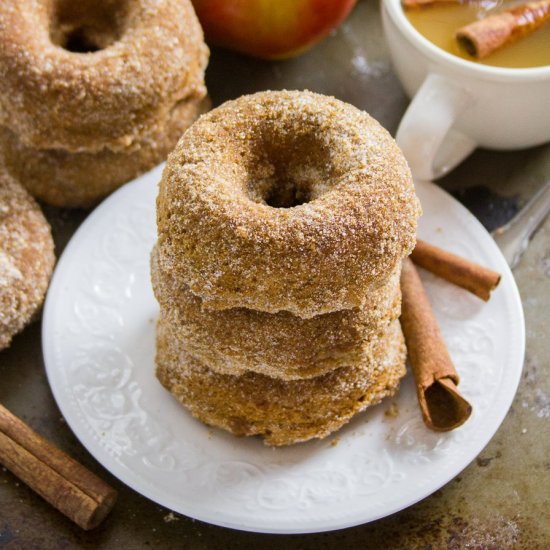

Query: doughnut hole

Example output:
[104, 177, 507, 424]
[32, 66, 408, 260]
[49, 0, 129, 53]
[245, 122, 337, 209]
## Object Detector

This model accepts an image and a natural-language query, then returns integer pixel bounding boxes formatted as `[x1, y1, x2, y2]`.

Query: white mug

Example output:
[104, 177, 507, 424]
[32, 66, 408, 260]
[382, 0, 550, 181]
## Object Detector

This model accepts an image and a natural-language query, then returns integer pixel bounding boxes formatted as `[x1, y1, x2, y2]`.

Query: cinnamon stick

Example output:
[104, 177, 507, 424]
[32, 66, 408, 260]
[0, 404, 117, 529]
[402, 0, 462, 9]
[456, 0, 550, 58]
[411, 239, 501, 301]
[400, 258, 472, 431]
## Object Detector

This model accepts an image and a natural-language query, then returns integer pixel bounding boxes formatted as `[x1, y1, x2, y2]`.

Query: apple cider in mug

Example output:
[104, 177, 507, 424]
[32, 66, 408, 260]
[404, 0, 550, 68]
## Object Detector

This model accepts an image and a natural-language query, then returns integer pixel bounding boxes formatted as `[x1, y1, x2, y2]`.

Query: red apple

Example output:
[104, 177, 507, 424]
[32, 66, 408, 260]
[192, 0, 357, 60]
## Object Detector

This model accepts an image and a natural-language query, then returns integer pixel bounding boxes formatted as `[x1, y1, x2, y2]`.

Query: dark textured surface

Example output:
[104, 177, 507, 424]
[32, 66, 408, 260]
[1, 1, 549, 548]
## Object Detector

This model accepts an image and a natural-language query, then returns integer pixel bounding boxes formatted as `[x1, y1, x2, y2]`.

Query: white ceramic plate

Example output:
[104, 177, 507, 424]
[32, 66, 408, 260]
[43, 164, 524, 534]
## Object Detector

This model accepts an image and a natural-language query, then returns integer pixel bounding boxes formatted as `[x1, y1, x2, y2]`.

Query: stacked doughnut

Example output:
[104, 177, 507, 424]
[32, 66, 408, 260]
[152, 91, 421, 446]
[0, 0, 208, 208]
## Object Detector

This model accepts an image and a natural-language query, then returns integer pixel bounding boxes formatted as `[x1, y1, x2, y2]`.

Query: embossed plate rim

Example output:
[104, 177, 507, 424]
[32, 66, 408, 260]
[42, 164, 525, 534]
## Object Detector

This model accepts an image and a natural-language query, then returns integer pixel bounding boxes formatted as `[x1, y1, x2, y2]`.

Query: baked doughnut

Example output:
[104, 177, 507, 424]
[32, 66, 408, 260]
[0, 0, 208, 153]
[151, 245, 401, 379]
[0, 98, 210, 208]
[0, 170, 55, 350]
[157, 90, 421, 318]
[156, 318, 407, 446]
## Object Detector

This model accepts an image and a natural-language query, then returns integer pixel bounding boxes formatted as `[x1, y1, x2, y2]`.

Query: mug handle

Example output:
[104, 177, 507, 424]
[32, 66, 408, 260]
[396, 73, 477, 181]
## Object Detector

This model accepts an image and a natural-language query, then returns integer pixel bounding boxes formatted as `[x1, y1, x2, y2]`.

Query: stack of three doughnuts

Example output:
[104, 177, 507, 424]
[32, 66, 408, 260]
[152, 91, 421, 446]
[0, 0, 209, 208]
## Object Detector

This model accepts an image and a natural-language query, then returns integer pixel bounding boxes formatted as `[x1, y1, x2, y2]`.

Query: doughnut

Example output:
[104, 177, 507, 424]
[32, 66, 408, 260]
[158, 291, 401, 380]
[0, 0, 208, 153]
[151, 244, 402, 379]
[0, 170, 55, 350]
[156, 318, 407, 446]
[156, 90, 421, 318]
[0, 98, 210, 208]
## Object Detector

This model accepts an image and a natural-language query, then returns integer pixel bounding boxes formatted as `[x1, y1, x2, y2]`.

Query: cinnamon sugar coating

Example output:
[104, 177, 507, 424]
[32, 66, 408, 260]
[0, 0, 208, 153]
[153, 91, 418, 444]
[0, 98, 210, 208]
[156, 319, 407, 446]
[151, 244, 402, 379]
[0, 171, 55, 350]
[157, 90, 421, 318]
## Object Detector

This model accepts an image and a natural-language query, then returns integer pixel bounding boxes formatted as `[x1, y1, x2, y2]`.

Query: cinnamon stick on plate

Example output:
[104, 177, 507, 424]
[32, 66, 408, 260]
[0, 404, 117, 530]
[456, 0, 550, 59]
[400, 258, 472, 431]
[411, 239, 501, 301]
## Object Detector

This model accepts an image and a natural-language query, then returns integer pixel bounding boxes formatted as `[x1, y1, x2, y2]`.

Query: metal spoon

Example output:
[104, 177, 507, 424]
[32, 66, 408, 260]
[492, 181, 550, 268]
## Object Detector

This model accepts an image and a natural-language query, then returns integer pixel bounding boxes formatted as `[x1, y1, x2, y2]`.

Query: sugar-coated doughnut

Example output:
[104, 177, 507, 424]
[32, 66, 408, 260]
[157, 90, 421, 318]
[0, 0, 208, 153]
[0, 98, 210, 208]
[151, 244, 401, 380]
[156, 319, 407, 446]
[0, 171, 55, 350]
